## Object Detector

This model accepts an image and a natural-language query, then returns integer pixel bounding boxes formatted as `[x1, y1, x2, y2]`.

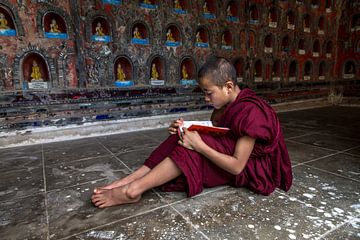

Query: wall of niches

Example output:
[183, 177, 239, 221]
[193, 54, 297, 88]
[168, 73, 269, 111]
[0, 0, 359, 130]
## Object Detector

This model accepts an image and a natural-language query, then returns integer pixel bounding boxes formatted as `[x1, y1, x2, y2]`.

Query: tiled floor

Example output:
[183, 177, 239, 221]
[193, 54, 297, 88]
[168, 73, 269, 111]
[0, 106, 359, 240]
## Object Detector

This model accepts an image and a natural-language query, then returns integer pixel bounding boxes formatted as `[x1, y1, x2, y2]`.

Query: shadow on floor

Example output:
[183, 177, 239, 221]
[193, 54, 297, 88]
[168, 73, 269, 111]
[0, 106, 359, 239]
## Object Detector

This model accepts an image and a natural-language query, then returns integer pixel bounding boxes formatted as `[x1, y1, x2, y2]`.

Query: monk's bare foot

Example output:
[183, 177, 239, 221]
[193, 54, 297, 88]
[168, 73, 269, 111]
[91, 185, 140, 208]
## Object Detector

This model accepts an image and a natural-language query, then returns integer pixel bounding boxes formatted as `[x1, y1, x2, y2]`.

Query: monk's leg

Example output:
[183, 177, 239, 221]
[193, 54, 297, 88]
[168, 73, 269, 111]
[91, 157, 181, 208]
[95, 165, 151, 191]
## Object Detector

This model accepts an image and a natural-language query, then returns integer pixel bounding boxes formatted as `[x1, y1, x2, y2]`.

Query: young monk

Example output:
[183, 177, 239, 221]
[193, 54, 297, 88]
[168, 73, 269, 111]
[91, 56, 292, 208]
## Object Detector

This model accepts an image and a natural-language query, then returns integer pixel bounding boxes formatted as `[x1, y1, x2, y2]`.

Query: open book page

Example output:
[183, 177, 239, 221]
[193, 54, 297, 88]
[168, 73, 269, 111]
[178, 121, 230, 137]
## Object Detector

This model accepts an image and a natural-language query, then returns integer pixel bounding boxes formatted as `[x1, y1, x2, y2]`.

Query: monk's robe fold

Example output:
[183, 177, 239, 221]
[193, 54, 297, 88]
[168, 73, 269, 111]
[144, 88, 292, 197]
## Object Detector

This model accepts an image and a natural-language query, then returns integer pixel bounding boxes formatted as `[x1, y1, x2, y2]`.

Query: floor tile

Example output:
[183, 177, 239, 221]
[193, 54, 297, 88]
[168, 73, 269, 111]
[321, 215, 360, 240]
[305, 153, 360, 181]
[290, 133, 360, 151]
[0, 145, 42, 173]
[285, 140, 337, 164]
[70, 206, 207, 240]
[0, 167, 44, 202]
[43, 139, 108, 165]
[172, 187, 345, 240]
[47, 179, 164, 239]
[288, 165, 360, 221]
[116, 147, 156, 171]
[45, 155, 129, 191]
[97, 132, 160, 155]
[0, 193, 47, 240]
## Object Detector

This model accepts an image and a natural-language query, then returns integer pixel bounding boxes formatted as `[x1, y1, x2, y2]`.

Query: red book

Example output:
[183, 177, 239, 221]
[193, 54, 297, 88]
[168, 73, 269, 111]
[178, 121, 230, 138]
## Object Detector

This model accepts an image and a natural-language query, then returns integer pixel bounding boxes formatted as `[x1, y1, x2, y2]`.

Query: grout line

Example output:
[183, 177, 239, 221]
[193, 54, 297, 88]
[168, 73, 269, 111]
[286, 138, 348, 152]
[41, 143, 50, 240]
[302, 164, 360, 183]
[286, 131, 320, 140]
[318, 214, 360, 239]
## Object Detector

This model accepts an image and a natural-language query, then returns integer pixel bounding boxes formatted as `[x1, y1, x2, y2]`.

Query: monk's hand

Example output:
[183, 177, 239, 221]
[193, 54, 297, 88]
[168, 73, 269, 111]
[178, 128, 202, 150]
[168, 117, 184, 135]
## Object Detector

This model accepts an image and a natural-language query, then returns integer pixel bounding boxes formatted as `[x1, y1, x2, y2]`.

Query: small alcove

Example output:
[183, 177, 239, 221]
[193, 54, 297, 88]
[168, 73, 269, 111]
[311, 0, 319, 9]
[351, 14, 360, 31]
[0, 6, 16, 36]
[319, 61, 326, 80]
[131, 22, 149, 45]
[233, 58, 244, 82]
[289, 61, 297, 81]
[249, 5, 259, 24]
[326, 41, 333, 57]
[226, 1, 238, 22]
[264, 34, 273, 53]
[248, 31, 256, 50]
[150, 56, 165, 85]
[272, 60, 281, 81]
[202, 0, 216, 19]
[286, 11, 295, 30]
[298, 38, 306, 55]
[165, 25, 181, 46]
[195, 27, 209, 48]
[239, 30, 246, 51]
[254, 59, 262, 82]
[304, 61, 313, 80]
[91, 17, 111, 42]
[173, 0, 188, 14]
[343, 61, 355, 79]
[22, 53, 50, 89]
[180, 57, 196, 85]
[325, 0, 332, 11]
[303, 14, 311, 32]
[313, 39, 320, 57]
[221, 30, 232, 50]
[318, 16, 324, 34]
[114, 56, 133, 87]
[281, 35, 290, 53]
[43, 12, 67, 39]
[268, 8, 277, 28]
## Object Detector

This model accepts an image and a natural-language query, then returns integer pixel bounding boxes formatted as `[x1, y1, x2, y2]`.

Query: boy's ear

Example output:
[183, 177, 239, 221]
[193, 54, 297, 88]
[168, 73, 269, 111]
[225, 80, 235, 90]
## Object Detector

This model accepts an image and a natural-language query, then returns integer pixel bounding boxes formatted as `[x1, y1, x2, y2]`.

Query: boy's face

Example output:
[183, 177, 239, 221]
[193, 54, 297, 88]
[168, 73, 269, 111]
[199, 76, 230, 109]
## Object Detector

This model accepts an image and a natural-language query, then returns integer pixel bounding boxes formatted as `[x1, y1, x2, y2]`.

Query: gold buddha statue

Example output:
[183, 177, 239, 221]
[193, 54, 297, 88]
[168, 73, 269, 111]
[174, 0, 182, 9]
[50, 19, 61, 33]
[151, 63, 159, 80]
[30, 61, 42, 81]
[0, 13, 9, 29]
[166, 29, 175, 42]
[203, 2, 209, 13]
[116, 64, 126, 81]
[133, 27, 142, 39]
[182, 65, 189, 79]
[268, 13, 272, 23]
[227, 5, 232, 17]
[196, 32, 203, 43]
[95, 22, 105, 36]
[222, 34, 227, 45]
[143, 0, 152, 4]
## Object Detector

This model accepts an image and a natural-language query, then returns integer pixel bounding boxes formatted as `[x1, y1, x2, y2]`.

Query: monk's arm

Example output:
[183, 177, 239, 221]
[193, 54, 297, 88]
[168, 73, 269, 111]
[195, 136, 255, 175]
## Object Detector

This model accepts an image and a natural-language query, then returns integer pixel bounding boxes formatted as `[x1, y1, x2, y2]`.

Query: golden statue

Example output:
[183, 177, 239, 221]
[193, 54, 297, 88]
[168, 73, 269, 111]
[166, 29, 175, 42]
[227, 5, 232, 17]
[0, 13, 9, 29]
[143, 0, 151, 4]
[196, 32, 203, 43]
[287, 15, 291, 25]
[182, 65, 189, 79]
[30, 61, 42, 81]
[95, 22, 105, 36]
[116, 64, 126, 81]
[203, 2, 209, 13]
[268, 13, 272, 23]
[133, 27, 142, 39]
[174, 0, 182, 9]
[222, 34, 227, 45]
[50, 19, 61, 33]
[151, 63, 159, 80]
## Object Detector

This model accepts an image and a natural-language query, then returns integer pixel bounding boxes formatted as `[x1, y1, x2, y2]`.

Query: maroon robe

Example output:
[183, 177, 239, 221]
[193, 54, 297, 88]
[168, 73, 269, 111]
[144, 88, 292, 197]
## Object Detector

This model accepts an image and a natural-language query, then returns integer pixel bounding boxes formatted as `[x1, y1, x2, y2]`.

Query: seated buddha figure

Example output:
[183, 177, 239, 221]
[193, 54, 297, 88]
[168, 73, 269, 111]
[196, 32, 203, 43]
[166, 29, 175, 42]
[116, 64, 126, 81]
[95, 22, 105, 36]
[227, 5, 232, 17]
[151, 63, 159, 80]
[133, 27, 142, 39]
[143, 0, 152, 4]
[174, 0, 182, 9]
[203, 2, 209, 13]
[0, 13, 9, 29]
[182, 65, 189, 79]
[50, 19, 61, 33]
[30, 61, 42, 81]
[222, 34, 227, 45]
